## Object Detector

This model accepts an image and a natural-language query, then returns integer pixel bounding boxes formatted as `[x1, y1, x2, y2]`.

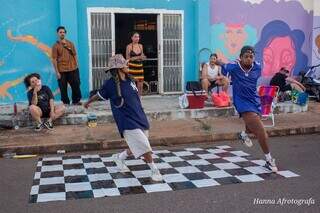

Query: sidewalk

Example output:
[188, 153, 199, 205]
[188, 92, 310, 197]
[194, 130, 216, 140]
[0, 95, 309, 127]
[1, 103, 319, 155]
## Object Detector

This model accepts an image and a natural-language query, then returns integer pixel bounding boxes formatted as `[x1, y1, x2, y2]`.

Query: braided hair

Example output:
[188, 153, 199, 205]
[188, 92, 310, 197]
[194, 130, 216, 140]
[109, 68, 134, 108]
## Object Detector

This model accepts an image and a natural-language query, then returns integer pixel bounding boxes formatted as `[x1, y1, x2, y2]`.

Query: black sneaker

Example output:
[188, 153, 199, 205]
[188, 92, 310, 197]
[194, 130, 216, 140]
[35, 123, 43, 132]
[265, 159, 278, 172]
[43, 121, 53, 130]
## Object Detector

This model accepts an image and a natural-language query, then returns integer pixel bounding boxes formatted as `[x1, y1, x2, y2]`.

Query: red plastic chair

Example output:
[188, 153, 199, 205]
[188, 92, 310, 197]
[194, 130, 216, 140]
[258, 86, 280, 127]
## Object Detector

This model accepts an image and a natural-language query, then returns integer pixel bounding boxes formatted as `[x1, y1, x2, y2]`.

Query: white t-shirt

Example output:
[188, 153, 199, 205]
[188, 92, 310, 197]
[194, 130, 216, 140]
[206, 63, 221, 79]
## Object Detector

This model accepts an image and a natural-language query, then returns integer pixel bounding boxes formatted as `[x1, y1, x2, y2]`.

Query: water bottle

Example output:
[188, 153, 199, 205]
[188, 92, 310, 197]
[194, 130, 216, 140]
[13, 103, 19, 130]
[87, 113, 97, 128]
[13, 102, 17, 115]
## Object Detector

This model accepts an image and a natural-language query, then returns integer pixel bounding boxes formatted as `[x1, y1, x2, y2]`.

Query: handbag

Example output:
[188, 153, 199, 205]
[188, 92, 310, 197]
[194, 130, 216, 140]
[211, 87, 230, 107]
[292, 90, 308, 106]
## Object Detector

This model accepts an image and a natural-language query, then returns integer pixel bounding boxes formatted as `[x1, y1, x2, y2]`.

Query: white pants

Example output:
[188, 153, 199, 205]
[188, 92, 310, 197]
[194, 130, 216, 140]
[123, 129, 152, 158]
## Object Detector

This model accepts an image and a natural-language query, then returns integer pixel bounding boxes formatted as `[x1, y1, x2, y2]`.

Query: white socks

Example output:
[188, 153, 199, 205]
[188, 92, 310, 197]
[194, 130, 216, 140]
[148, 162, 157, 171]
[265, 153, 272, 161]
[119, 150, 128, 160]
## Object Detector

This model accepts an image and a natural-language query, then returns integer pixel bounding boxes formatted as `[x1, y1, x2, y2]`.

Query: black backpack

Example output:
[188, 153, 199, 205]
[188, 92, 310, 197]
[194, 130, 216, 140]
[186, 81, 202, 96]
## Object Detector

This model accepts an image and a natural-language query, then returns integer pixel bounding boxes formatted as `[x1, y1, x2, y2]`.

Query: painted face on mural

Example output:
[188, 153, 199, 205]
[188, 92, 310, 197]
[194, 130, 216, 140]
[58, 29, 66, 40]
[262, 36, 296, 77]
[131, 33, 140, 43]
[316, 34, 320, 54]
[224, 25, 248, 55]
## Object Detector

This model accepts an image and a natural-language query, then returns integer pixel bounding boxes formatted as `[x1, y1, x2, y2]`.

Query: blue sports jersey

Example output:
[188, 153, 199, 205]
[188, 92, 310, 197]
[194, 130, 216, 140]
[222, 61, 262, 115]
[97, 77, 149, 137]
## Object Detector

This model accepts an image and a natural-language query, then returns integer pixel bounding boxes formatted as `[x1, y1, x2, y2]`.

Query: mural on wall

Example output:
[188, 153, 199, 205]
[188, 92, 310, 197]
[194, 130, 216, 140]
[0, 28, 58, 103]
[255, 20, 308, 77]
[6, 30, 61, 97]
[0, 0, 59, 104]
[310, 20, 320, 80]
[210, 23, 257, 63]
[312, 25, 320, 63]
[7, 30, 52, 59]
[316, 33, 320, 55]
[210, 0, 314, 77]
[0, 77, 24, 100]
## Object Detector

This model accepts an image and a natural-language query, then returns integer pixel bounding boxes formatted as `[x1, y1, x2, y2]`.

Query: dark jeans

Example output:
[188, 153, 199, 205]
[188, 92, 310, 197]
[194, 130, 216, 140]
[58, 68, 82, 104]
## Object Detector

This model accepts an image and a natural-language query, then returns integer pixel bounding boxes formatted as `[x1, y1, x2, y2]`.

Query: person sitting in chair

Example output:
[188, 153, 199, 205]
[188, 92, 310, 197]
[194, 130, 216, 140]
[201, 53, 229, 95]
[270, 67, 305, 92]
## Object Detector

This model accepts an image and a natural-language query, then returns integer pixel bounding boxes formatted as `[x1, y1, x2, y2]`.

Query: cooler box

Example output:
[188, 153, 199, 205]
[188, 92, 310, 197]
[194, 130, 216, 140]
[186, 90, 206, 109]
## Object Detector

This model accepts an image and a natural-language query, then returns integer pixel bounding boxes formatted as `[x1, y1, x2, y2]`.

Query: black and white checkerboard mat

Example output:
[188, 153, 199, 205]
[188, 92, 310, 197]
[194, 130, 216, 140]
[30, 145, 299, 203]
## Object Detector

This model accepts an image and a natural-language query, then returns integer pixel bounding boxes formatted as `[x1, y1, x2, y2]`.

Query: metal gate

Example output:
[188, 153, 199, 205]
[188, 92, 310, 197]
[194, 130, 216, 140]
[90, 12, 113, 90]
[88, 9, 183, 94]
[162, 14, 183, 93]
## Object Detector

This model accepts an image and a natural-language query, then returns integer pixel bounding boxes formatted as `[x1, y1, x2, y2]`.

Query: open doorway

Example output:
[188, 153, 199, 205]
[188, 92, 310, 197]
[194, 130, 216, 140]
[88, 8, 184, 94]
[115, 13, 158, 95]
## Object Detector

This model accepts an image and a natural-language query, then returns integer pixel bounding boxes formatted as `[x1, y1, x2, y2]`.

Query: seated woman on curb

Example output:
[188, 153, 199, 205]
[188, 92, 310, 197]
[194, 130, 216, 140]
[270, 67, 305, 92]
[24, 73, 65, 131]
[201, 53, 229, 95]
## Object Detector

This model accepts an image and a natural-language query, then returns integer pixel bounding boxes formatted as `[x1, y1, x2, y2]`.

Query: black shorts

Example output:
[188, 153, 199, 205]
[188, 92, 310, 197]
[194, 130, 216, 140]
[40, 107, 50, 118]
[208, 80, 218, 90]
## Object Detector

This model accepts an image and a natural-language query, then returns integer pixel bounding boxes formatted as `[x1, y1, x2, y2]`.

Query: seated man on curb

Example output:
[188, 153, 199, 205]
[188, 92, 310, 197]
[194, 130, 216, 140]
[270, 67, 306, 92]
[201, 53, 229, 95]
[24, 73, 65, 131]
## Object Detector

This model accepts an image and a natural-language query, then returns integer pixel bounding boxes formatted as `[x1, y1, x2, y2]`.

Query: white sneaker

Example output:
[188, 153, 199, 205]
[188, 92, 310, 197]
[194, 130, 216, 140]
[151, 169, 163, 182]
[112, 154, 129, 172]
[265, 159, 278, 173]
[238, 131, 253, 147]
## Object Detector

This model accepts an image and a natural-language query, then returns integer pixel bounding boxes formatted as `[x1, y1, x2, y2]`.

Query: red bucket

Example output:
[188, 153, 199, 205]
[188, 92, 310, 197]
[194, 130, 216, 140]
[186, 91, 206, 109]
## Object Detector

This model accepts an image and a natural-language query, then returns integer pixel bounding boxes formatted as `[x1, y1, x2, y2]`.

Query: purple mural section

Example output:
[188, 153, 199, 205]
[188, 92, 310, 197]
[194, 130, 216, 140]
[312, 16, 320, 65]
[210, 0, 314, 77]
[255, 20, 308, 77]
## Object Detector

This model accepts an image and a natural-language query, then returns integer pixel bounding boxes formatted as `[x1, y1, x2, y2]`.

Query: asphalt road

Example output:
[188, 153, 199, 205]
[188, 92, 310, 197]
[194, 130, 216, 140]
[0, 134, 319, 213]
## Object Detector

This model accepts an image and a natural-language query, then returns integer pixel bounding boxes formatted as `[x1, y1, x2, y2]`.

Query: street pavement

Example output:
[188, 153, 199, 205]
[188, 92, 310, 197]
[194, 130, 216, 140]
[0, 134, 319, 213]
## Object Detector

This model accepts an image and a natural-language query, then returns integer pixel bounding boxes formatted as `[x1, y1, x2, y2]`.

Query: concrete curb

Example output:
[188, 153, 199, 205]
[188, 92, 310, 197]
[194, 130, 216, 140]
[1, 101, 308, 128]
[1, 125, 319, 156]
[0, 107, 236, 128]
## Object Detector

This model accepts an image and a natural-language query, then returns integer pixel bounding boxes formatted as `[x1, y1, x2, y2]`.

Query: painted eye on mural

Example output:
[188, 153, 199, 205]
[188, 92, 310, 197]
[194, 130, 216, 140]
[263, 48, 273, 64]
[226, 30, 232, 34]
[236, 29, 243, 34]
[281, 49, 295, 67]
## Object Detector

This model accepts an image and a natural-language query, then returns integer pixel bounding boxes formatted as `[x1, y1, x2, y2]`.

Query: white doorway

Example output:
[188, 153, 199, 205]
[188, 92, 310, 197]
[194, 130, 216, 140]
[87, 8, 184, 95]
[115, 13, 158, 95]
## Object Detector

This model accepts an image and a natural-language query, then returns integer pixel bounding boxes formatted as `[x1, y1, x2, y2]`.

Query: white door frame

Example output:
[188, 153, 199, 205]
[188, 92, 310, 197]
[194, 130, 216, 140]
[87, 7, 184, 94]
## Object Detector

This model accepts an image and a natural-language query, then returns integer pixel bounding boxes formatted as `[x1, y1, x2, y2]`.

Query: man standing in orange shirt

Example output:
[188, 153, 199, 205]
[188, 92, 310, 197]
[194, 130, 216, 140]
[52, 26, 82, 105]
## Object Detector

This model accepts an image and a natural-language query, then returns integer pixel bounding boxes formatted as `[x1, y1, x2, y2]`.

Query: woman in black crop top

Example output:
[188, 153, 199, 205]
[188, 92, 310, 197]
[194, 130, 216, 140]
[126, 32, 146, 96]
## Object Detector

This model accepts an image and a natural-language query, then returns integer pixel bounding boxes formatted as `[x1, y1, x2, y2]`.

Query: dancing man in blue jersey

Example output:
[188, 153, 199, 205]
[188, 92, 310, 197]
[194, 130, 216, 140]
[221, 46, 278, 172]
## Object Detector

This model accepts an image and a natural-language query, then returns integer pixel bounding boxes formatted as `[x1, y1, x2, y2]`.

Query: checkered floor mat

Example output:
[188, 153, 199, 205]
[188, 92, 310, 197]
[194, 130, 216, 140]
[29, 145, 299, 203]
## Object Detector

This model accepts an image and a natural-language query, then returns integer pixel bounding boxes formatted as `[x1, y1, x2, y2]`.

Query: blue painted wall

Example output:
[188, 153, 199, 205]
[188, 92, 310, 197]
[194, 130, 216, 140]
[0, 0, 199, 104]
[1, 0, 318, 104]
[195, 0, 211, 78]
[0, 0, 60, 104]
